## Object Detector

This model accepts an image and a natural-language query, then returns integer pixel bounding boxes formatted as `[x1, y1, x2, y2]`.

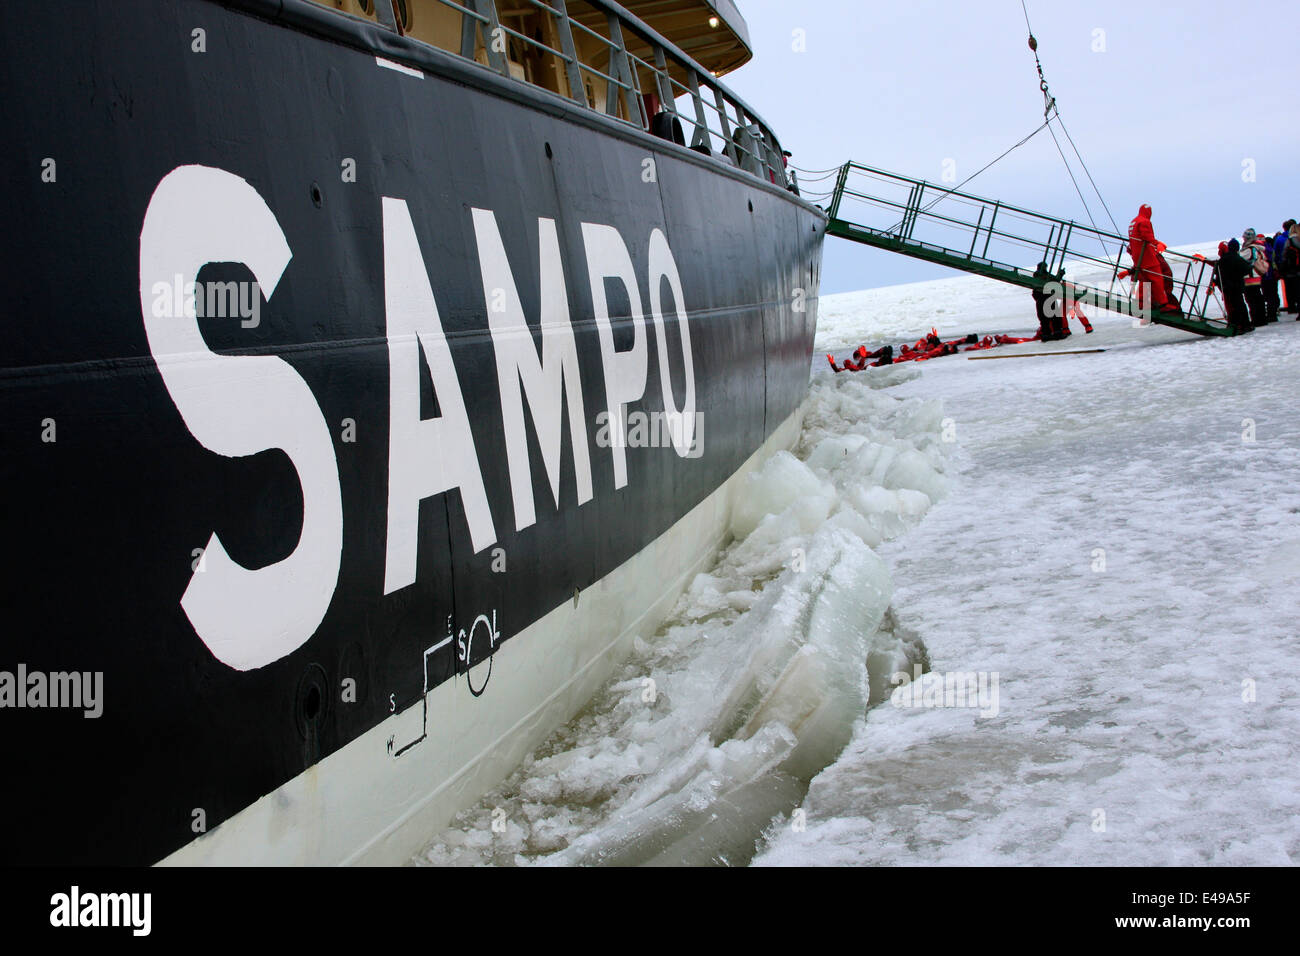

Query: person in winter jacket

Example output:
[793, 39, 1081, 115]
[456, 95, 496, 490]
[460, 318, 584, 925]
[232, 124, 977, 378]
[1279, 220, 1300, 316]
[1257, 233, 1280, 323]
[1216, 238, 1254, 334]
[1128, 204, 1179, 315]
[1031, 261, 1068, 340]
[1240, 228, 1268, 327]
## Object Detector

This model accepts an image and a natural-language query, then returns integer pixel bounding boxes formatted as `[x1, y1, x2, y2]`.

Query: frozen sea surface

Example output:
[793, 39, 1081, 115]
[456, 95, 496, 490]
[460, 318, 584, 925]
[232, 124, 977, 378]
[419, 255, 1300, 866]
[762, 257, 1300, 866]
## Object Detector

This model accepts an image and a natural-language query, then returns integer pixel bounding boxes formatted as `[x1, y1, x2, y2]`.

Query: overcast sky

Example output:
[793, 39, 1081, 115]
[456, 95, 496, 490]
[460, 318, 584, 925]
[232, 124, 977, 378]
[718, 0, 1298, 293]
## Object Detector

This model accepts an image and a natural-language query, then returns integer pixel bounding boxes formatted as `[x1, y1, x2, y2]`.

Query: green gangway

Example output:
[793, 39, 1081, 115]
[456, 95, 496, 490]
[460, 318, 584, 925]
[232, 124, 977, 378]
[817, 162, 1237, 337]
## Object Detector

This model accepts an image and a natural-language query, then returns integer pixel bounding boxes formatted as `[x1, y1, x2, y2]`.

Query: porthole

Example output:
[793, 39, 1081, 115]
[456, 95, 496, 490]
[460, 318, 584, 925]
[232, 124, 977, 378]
[295, 663, 330, 739]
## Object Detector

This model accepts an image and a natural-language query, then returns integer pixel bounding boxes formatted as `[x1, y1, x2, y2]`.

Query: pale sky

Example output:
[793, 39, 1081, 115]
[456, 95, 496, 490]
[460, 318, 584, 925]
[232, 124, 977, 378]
[719, 0, 1298, 293]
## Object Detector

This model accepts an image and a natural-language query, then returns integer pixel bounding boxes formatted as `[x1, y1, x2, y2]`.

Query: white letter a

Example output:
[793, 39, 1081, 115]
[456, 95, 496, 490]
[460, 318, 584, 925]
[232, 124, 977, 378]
[382, 198, 496, 594]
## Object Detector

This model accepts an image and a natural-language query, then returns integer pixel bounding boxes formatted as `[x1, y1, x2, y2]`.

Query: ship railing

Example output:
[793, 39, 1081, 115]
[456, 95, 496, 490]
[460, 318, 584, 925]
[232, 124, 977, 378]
[405, 0, 642, 122]
[637, 44, 785, 185]
[305, 0, 794, 192]
[538, 0, 789, 188]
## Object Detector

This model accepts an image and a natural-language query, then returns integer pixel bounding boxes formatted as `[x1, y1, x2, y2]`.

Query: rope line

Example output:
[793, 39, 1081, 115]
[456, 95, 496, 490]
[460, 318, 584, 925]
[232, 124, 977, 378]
[1046, 113, 1103, 239]
[1019, 0, 1127, 293]
[877, 119, 1051, 234]
[1053, 111, 1123, 237]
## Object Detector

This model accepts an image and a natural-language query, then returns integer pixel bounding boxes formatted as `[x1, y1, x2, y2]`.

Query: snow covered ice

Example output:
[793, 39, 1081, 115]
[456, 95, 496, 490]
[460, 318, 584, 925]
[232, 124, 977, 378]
[420, 251, 1300, 866]
[761, 254, 1300, 867]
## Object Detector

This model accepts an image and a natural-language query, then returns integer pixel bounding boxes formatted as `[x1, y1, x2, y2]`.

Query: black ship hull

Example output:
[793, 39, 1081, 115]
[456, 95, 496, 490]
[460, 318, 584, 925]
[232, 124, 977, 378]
[0, 0, 823, 864]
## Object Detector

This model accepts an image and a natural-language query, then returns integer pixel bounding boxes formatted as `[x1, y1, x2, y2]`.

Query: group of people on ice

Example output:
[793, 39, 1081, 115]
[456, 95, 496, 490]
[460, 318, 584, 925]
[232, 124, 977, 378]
[1208, 219, 1300, 333]
[826, 326, 1071, 372]
[1126, 203, 1300, 334]
[829, 204, 1300, 374]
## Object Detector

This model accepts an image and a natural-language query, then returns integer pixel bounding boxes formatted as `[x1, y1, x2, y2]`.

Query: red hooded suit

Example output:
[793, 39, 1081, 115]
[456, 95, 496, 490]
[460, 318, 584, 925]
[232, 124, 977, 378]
[1128, 204, 1175, 312]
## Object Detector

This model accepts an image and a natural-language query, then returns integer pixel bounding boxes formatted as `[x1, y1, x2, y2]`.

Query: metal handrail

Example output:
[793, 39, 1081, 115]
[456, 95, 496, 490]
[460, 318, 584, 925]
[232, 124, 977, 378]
[827, 161, 1226, 324]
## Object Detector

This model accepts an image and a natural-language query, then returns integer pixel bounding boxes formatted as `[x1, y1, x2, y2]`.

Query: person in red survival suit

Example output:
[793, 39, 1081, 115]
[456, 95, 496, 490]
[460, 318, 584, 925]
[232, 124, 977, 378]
[912, 336, 961, 362]
[828, 345, 894, 372]
[1065, 303, 1093, 333]
[909, 329, 942, 352]
[1129, 204, 1180, 314]
[827, 348, 863, 372]
[868, 345, 894, 366]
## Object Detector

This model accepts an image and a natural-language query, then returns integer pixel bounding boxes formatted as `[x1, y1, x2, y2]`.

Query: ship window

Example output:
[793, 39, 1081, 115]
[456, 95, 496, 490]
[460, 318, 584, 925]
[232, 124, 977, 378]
[400, 1, 463, 54]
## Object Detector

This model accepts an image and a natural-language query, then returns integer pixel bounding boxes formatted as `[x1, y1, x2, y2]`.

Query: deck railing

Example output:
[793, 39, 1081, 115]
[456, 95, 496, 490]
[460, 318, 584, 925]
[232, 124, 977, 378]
[306, 0, 795, 191]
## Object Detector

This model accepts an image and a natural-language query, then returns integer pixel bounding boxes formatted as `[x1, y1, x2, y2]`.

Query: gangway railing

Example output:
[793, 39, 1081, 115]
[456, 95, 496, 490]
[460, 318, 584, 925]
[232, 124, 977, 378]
[816, 161, 1237, 337]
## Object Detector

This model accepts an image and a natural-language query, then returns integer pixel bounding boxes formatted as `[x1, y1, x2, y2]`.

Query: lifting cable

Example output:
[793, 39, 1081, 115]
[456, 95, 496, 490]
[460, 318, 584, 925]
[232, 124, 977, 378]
[837, 0, 1130, 284]
[1021, 0, 1124, 247]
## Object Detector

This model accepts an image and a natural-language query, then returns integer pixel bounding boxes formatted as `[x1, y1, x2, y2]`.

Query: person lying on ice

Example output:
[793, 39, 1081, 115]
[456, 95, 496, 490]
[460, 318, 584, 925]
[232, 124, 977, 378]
[827, 344, 894, 372]
[912, 328, 973, 354]
[826, 347, 864, 372]
[1128, 204, 1181, 315]
[905, 329, 942, 352]
[994, 330, 1041, 345]
[901, 335, 962, 362]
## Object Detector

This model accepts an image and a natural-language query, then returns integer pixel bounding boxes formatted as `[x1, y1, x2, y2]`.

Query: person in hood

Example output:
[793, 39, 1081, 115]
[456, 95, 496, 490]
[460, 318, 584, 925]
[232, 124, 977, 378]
[1239, 229, 1268, 327]
[1216, 238, 1253, 334]
[1128, 204, 1180, 315]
